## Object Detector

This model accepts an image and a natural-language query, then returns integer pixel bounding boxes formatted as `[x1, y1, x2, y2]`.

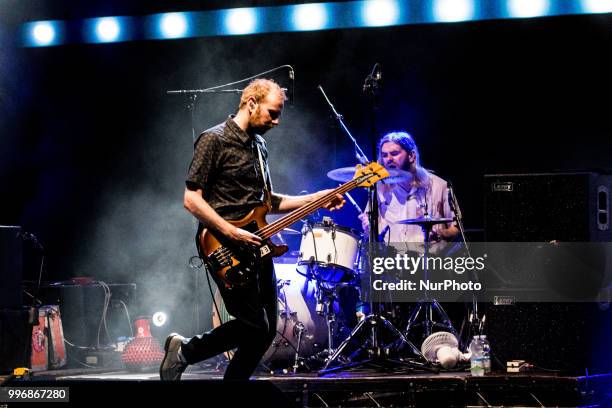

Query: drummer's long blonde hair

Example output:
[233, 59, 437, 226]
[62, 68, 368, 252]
[377, 131, 432, 196]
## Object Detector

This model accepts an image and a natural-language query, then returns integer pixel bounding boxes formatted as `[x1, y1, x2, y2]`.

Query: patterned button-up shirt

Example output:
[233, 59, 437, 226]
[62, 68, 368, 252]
[186, 116, 272, 220]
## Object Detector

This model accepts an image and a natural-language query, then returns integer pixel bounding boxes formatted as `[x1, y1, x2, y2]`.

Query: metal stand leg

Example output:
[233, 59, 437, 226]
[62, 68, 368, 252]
[292, 322, 305, 374]
[403, 218, 458, 343]
[318, 313, 437, 376]
[405, 300, 457, 340]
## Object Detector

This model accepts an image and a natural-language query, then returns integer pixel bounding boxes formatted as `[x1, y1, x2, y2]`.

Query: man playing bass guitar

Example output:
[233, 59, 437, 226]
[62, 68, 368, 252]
[160, 78, 345, 381]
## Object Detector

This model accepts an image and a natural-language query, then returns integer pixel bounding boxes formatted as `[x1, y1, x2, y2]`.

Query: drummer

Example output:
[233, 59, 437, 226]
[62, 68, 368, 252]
[359, 131, 459, 243]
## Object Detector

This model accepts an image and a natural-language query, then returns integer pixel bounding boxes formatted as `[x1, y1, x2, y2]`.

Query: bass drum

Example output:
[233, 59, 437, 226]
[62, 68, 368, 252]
[211, 260, 328, 368]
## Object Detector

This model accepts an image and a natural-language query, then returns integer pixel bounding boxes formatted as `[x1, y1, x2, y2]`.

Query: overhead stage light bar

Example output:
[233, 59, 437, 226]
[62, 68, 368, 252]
[20, 0, 612, 47]
[23, 20, 63, 47]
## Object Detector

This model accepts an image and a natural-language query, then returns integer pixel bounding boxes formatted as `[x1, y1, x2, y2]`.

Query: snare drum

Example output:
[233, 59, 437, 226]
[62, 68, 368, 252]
[297, 223, 362, 283]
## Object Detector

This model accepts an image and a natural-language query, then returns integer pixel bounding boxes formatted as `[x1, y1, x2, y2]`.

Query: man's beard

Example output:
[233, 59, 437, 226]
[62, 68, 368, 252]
[250, 123, 273, 135]
[248, 111, 273, 135]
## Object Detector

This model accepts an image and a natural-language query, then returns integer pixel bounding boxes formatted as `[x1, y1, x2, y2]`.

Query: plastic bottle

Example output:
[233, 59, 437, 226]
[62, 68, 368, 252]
[481, 335, 491, 374]
[469, 335, 484, 376]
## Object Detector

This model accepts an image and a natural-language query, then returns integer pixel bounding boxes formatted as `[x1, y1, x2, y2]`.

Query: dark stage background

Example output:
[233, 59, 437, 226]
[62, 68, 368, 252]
[1, 4, 611, 341]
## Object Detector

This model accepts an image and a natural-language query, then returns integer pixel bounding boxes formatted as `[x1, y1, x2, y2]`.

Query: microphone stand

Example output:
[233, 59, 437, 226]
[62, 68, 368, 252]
[317, 85, 369, 165]
[448, 182, 483, 349]
[318, 65, 434, 376]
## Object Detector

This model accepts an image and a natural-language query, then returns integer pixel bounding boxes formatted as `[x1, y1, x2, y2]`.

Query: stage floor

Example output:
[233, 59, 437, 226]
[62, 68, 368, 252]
[2, 365, 611, 407]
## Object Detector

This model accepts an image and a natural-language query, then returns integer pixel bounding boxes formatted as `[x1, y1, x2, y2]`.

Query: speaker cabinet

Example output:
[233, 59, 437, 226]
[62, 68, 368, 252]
[483, 173, 611, 374]
[0, 308, 32, 373]
[484, 172, 611, 242]
[486, 303, 610, 375]
[0, 225, 23, 309]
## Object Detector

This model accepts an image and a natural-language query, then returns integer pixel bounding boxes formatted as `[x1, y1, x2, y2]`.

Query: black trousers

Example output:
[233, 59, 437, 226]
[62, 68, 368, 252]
[181, 259, 277, 380]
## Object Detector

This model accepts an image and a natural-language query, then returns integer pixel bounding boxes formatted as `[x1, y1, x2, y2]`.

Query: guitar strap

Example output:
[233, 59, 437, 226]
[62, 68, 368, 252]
[256, 142, 272, 210]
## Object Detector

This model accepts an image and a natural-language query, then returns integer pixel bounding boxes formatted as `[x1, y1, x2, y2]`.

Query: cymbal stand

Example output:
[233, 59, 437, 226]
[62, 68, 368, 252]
[447, 182, 484, 350]
[317, 66, 435, 376]
[404, 215, 457, 340]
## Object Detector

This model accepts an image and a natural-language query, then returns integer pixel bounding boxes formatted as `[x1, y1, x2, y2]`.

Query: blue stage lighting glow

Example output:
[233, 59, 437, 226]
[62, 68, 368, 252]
[581, 0, 612, 13]
[361, 0, 400, 27]
[95, 17, 121, 42]
[160, 13, 189, 39]
[433, 0, 475, 22]
[507, 0, 550, 18]
[20, 0, 612, 47]
[224, 8, 258, 35]
[292, 3, 329, 31]
[30, 21, 56, 46]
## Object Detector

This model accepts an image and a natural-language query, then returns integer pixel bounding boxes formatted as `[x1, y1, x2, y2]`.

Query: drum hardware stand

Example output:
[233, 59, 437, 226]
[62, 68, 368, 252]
[309, 257, 339, 361]
[447, 181, 484, 351]
[316, 282, 337, 358]
[277, 279, 308, 373]
[317, 66, 436, 376]
[270, 277, 321, 375]
[402, 213, 458, 341]
[292, 322, 306, 373]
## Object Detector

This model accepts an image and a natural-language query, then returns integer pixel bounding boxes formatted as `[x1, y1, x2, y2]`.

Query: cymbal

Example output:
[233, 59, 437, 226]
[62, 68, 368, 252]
[396, 216, 454, 226]
[327, 166, 411, 184]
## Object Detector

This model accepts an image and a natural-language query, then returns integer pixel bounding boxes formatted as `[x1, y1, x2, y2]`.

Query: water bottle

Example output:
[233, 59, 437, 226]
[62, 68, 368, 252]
[481, 335, 491, 374]
[469, 335, 484, 376]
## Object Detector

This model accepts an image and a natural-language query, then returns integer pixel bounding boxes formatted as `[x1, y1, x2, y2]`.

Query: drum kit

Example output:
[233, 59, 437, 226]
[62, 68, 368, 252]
[211, 165, 465, 374]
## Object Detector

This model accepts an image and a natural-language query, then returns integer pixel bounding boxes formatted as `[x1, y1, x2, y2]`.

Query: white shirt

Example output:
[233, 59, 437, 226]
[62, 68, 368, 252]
[376, 173, 454, 243]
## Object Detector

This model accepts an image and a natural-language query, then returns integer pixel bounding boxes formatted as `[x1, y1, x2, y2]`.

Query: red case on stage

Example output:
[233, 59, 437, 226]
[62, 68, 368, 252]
[30, 305, 67, 371]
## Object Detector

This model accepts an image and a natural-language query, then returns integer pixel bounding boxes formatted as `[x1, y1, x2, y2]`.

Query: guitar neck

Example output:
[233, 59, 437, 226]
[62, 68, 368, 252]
[256, 179, 360, 240]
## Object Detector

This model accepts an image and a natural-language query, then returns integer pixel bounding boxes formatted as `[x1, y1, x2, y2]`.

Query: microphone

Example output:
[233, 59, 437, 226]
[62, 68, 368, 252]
[288, 65, 295, 105]
[372, 63, 382, 82]
[18, 231, 43, 251]
[363, 63, 382, 95]
[447, 182, 456, 214]
[447, 181, 462, 221]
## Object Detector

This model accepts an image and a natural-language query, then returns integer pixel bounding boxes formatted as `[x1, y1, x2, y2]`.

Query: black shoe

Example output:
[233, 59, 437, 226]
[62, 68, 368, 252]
[159, 333, 187, 381]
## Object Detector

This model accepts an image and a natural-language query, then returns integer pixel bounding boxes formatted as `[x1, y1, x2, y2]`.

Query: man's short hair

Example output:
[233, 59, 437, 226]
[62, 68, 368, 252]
[239, 78, 286, 109]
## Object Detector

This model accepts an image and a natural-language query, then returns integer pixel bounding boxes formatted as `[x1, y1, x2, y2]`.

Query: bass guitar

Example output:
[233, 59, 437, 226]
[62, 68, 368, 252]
[199, 162, 389, 289]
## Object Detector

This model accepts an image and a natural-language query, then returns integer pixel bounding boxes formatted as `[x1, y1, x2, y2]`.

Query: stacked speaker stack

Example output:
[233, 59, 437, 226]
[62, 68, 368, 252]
[483, 172, 611, 374]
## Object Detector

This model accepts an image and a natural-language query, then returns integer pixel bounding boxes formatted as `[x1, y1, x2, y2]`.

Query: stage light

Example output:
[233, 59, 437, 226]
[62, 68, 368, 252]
[582, 0, 612, 13]
[292, 4, 329, 31]
[224, 8, 258, 35]
[433, 0, 475, 22]
[507, 0, 549, 18]
[361, 0, 400, 27]
[160, 13, 188, 39]
[31, 22, 56, 46]
[151, 311, 168, 327]
[95, 17, 121, 42]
